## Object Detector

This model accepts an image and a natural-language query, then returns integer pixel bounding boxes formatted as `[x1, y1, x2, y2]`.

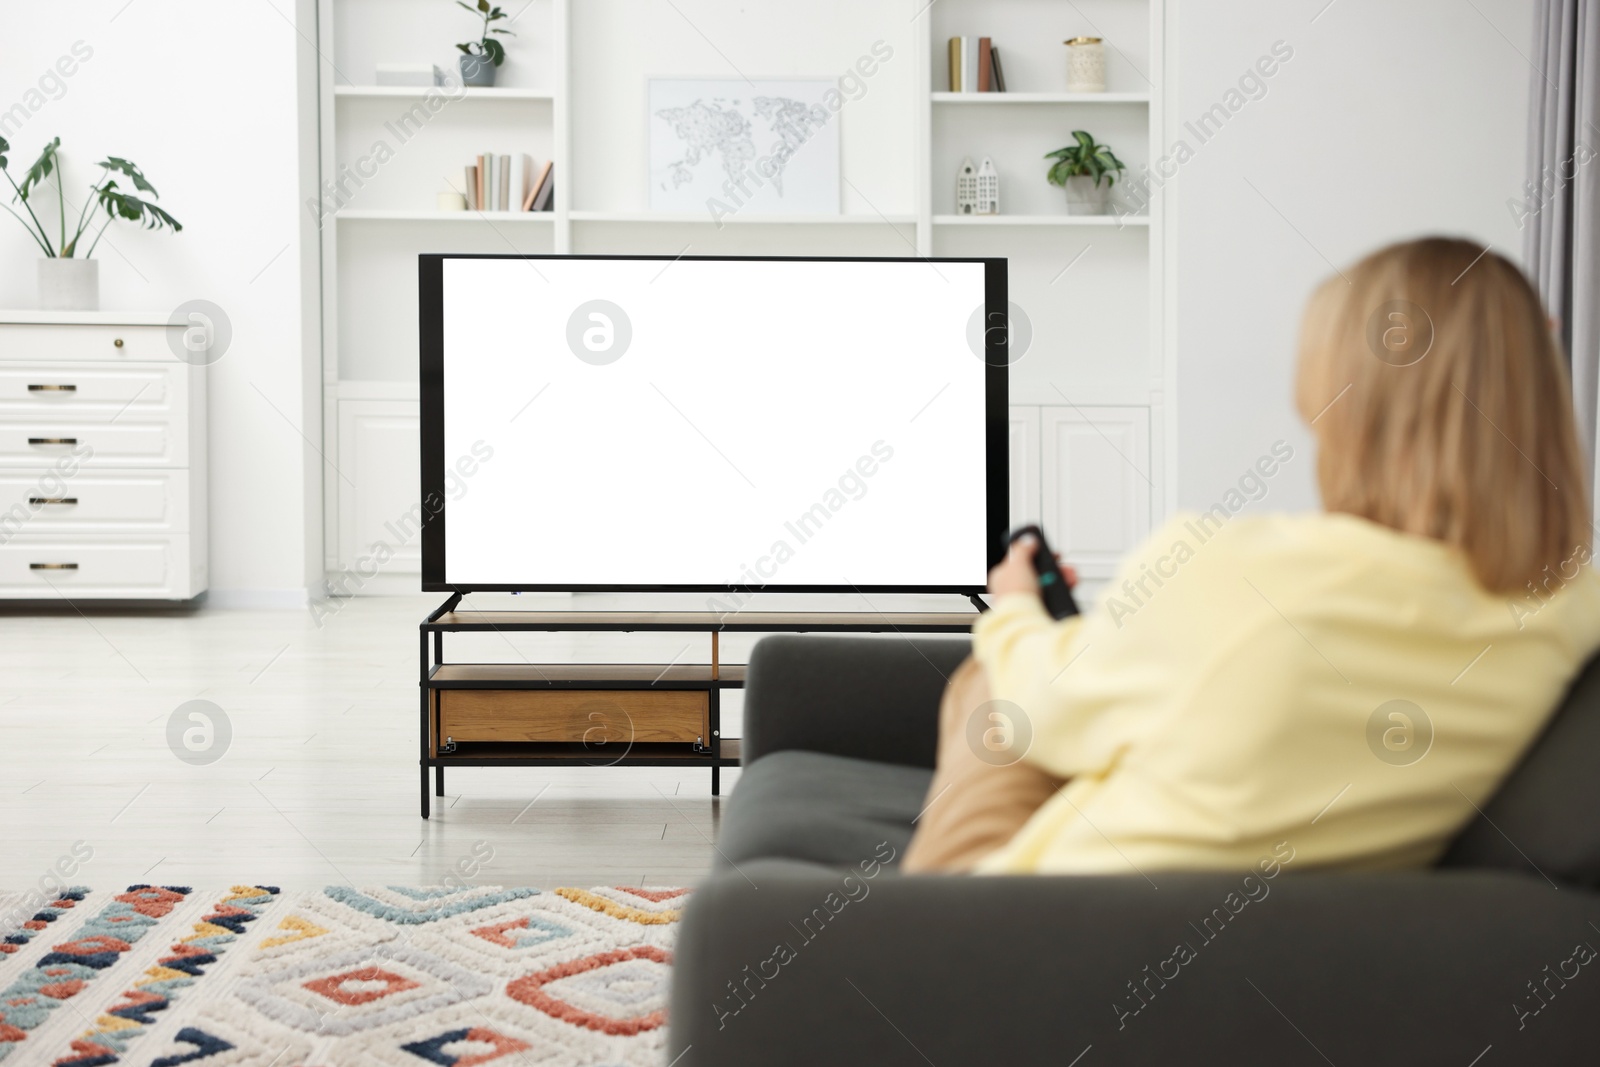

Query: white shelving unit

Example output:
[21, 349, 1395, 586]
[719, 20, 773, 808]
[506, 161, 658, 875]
[333, 85, 556, 101]
[566, 211, 917, 226]
[310, 0, 1169, 589]
[931, 91, 1151, 104]
[334, 210, 557, 223]
[932, 214, 1150, 226]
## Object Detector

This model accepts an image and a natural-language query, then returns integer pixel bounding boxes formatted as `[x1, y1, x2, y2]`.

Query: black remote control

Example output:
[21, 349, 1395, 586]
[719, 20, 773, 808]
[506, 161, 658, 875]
[1007, 525, 1080, 619]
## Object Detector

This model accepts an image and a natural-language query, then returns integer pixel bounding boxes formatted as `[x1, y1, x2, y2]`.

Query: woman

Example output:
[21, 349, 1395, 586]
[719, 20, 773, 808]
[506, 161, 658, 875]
[904, 237, 1600, 875]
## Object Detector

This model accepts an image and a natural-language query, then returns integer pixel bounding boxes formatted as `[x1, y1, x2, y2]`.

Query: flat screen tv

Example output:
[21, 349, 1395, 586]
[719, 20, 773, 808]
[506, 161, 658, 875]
[419, 254, 1008, 594]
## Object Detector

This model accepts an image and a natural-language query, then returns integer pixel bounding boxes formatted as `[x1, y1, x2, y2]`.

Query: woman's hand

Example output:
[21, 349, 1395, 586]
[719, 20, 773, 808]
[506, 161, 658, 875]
[988, 535, 1077, 601]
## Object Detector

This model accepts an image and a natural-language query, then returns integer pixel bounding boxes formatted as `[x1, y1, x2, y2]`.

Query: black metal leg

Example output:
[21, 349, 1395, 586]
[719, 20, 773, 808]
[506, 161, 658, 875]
[435, 766, 445, 797]
[708, 680, 722, 796]
[420, 630, 431, 819]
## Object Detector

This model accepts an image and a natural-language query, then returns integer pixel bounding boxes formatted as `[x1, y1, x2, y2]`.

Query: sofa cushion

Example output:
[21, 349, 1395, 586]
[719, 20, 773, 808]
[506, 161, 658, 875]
[715, 750, 933, 870]
[743, 635, 971, 769]
[1441, 653, 1600, 887]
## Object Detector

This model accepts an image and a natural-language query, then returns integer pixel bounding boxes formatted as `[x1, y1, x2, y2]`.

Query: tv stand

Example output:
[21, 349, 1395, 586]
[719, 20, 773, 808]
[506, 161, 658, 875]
[418, 594, 978, 818]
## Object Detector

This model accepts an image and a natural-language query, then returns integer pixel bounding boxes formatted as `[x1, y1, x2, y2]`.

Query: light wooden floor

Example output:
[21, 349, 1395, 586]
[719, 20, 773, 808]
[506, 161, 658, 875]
[1, 594, 763, 892]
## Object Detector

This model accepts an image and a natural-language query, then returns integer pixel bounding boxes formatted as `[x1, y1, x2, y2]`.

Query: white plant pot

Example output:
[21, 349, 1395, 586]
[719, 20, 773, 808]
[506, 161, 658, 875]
[38, 258, 99, 311]
[1063, 175, 1111, 216]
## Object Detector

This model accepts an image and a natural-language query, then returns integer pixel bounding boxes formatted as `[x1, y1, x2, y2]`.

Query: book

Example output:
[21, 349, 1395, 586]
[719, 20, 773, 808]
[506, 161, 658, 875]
[532, 166, 554, 211]
[991, 46, 1008, 92]
[498, 154, 511, 211]
[978, 37, 992, 92]
[521, 153, 533, 210]
[963, 36, 978, 94]
[524, 159, 552, 210]
[475, 154, 485, 211]
[948, 37, 961, 91]
[487, 152, 498, 212]
[465, 165, 479, 210]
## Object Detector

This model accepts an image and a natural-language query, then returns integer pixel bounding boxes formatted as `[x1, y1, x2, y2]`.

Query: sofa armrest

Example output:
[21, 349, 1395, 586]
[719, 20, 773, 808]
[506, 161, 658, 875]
[741, 635, 970, 769]
[670, 861, 1598, 1066]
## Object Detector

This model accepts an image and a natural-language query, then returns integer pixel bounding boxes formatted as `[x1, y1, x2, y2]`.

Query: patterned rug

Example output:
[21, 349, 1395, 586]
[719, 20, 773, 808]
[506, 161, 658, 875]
[0, 883, 687, 1066]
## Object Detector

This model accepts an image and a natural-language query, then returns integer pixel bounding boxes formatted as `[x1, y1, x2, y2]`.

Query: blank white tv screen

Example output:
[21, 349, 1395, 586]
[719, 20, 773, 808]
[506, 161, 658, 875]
[421, 255, 1006, 592]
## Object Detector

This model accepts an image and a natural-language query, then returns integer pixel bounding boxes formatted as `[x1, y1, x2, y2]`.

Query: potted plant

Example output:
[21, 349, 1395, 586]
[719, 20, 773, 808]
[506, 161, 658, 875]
[1046, 130, 1125, 216]
[1, 136, 182, 311]
[456, 0, 515, 87]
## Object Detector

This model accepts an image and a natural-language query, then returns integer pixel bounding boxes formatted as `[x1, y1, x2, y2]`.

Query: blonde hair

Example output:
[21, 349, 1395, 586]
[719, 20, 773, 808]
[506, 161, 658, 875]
[1295, 237, 1591, 594]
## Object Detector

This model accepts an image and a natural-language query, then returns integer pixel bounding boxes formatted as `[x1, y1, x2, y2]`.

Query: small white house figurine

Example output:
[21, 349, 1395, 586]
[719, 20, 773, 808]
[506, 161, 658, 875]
[957, 157, 979, 214]
[976, 156, 999, 214]
[957, 156, 1000, 215]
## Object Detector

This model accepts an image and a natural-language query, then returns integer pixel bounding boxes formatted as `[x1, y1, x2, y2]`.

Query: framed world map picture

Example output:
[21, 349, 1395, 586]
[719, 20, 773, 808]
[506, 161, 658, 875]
[647, 77, 841, 217]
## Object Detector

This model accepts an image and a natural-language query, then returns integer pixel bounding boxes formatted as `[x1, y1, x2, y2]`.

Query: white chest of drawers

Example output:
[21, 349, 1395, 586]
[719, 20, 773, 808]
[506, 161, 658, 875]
[0, 312, 207, 600]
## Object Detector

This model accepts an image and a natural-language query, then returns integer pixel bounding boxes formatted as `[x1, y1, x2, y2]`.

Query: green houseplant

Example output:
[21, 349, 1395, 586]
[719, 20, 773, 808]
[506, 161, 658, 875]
[1, 135, 182, 310]
[456, 0, 515, 87]
[1045, 130, 1125, 216]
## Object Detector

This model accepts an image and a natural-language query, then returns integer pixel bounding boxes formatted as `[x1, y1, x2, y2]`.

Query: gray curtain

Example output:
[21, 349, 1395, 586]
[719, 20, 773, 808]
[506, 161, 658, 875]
[1526, 1, 1600, 507]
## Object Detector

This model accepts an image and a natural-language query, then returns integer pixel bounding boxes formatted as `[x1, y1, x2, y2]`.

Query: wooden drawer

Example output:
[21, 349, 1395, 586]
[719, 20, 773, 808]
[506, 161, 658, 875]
[0, 324, 179, 364]
[0, 362, 186, 421]
[0, 469, 190, 533]
[0, 421, 185, 468]
[437, 689, 709, 746]
[0, 535, 200, 599]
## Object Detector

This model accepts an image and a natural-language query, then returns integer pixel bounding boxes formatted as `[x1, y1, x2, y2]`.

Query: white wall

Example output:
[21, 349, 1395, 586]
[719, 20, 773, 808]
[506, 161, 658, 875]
[0, 0, 319, 604]
[1169, 0, 1535, 513]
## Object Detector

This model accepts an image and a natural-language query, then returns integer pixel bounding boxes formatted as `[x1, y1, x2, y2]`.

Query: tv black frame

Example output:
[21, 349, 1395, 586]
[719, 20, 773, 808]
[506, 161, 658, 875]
[419, 253, 1009, 595]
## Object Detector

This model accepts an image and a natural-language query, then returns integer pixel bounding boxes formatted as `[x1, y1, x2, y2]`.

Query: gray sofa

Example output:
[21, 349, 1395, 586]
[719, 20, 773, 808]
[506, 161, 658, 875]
[669, 635, 1600, 1065]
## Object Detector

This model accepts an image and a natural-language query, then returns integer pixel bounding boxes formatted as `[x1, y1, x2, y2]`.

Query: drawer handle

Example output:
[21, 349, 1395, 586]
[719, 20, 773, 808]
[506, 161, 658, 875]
[29, 563, 79, 571]
[27, 437, 77, 445]
[28, 497, 78, 506]
[27, 384, 77, 392]
[114, 339, 124, 348]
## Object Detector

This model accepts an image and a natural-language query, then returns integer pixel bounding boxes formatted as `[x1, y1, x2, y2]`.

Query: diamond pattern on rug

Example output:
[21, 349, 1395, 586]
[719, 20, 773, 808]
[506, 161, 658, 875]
[507, 946, 673, 1036]
[323, 886, 540, 925]
[400, 1024, 531, 1065]
[553, 887, 686, 926]
[414, 892, 657, 981]
[235, 941, 494, 1036]
[0, 885, 687, 1065]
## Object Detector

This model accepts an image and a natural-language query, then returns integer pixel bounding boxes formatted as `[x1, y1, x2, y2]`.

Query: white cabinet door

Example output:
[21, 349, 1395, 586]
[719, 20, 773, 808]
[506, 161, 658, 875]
[335, 400, 421, 579]
[1041, 406, 1151, 580]
[1008, 406, 1040, 528]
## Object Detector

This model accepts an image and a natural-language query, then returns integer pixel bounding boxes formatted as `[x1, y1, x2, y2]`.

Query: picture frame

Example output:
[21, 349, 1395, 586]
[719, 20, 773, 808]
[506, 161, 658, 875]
[646, 76, 841, 216]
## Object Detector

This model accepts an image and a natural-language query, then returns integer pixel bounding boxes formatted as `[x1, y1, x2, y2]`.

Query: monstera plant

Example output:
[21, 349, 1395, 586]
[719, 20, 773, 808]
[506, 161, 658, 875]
[1, 136, 182, 310]
[1, 136, 181, 258]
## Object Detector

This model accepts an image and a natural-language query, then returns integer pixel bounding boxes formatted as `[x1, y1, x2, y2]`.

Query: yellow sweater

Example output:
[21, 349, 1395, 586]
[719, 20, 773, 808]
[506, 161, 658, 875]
[972, 512, 1600, 875]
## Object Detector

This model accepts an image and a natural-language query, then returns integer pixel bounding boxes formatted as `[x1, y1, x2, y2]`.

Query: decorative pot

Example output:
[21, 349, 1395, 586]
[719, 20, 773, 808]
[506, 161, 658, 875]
[1065, 36, 1106, 93]
[459, 53, 497, 87]
[1063, 175, 1111, 215]
[38, 258, 99, 311]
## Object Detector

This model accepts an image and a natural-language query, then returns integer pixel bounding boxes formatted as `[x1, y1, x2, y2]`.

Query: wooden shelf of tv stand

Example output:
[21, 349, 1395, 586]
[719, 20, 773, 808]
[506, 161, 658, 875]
[424, 609, 979, 633]
[435, 739, 743, 765]
[430, 663, 748, 688]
